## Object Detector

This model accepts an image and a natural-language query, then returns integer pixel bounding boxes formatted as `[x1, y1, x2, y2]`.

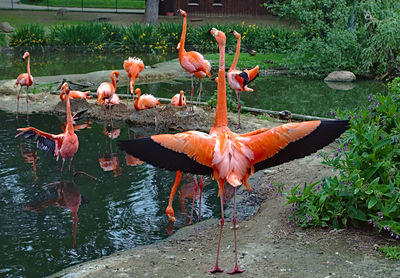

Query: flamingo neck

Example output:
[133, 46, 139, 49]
[134, 90, 141, 109]
[111, 74, 117, 92]
[65, 92, 74, 135]
[179, 16, 187, 56]
[27, 55, 31, 76]
[230, 36, 241, 71]
[213, 38, 228, 128]
[179, 94, 183, 106]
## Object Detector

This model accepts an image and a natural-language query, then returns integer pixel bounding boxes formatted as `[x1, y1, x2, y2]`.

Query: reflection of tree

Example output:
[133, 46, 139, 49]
[24, 171, 95, 249]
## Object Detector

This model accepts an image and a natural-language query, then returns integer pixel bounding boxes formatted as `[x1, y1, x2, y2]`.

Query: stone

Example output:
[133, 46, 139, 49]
[0, 80, 19, 95]
[324, 81, 355, 91]
[324, 71, 356, 82]
[0, 22, 14, 33]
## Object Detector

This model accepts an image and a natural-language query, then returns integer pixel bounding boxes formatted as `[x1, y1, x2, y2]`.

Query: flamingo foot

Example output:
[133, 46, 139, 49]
[206, 265, 223, 273]
[227, 265, 245, 274]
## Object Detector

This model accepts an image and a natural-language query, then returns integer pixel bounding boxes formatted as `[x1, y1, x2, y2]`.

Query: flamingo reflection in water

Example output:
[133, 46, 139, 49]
[18, 140, 39, 182]
[99, 125, 122, 177]
[25, 171, 95, 249]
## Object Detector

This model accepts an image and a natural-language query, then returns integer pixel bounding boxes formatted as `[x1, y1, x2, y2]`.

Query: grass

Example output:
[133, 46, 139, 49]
[379, 246, 400, 260]
[203, 52, 288, 70]
[0, 11, 88, 27]
[21, 0, 145, 9]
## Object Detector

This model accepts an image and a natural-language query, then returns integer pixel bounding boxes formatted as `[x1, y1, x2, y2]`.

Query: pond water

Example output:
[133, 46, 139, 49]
[0, 111, 219, 278]
[1, 49, 387, 117]
[124, 76, 387, 118]
[0, 49, 178, 79]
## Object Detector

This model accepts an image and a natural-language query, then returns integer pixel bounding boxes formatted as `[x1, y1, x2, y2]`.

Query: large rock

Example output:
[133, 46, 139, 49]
[0, 80, 19, 95]
[0, 22, 14, 33]
[324, 71, 356, 82]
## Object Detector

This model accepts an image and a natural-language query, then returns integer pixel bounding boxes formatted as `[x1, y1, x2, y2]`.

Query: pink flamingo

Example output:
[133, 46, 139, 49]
[134, 88, 160, 110]
[119, 28, 348, 274]
[60, 89, 91, 101]
[171, 90, 187, 107]
[97, 70, 120, 126]
[16, 82, 79, 171]
[123, 56, 144, 103]
[228, 30, 259, 129]
[15, 51, 33, 118]
[177, 9, 211, 111]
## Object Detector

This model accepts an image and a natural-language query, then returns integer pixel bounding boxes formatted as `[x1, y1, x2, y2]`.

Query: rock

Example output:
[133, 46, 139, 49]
[324, 81, 356, 91]
[0, 22, 14, 33]
[0, 80, 19, 95]
[324, 71, 356, 82]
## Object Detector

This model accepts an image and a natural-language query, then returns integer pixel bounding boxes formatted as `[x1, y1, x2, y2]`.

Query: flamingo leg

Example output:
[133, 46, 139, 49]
[109, 105, 114, 130]
[16, 87, 21, 119]
[196, 78, 203, 103]
[189, 175, 199, 225]
[227, 187, 244, 274]
[235, 91, 242, 129]
[126, 85, 130, 106]
[207, 180, 225, 273]
[68, 157, 73, 172]
[61, 159, 65, 172]
[189, 75, 194, 113]
[166, 171, 182, 222]
[26, 86, 30, 121]
[198, 176, 204, 221]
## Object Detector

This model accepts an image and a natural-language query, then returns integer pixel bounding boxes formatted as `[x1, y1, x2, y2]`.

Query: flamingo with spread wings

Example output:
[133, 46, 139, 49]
[15, 51, 34, 118]
[228, 30, 259, 129]
[16, 82, 79, 171]
[177, 9, 211, 111]
[118, 28, 348, 274]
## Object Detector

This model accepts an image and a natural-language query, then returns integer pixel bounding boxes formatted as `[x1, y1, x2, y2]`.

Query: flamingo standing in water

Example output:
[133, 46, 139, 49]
[15, 51, 34, 118]
[177, 9, 211, 111]
[118, 28, 348, 274]
[134, 88, 160, 110]
[123, 57, 144, 104]
[228, 30, 259, 129]
[16, 82, 79, 171]
[97, 71, 120, 126]
[171, 90, 187, 107]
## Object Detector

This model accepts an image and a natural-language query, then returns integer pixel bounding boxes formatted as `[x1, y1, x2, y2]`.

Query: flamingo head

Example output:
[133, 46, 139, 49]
[179, 90, 185, 96]
[134, 88, 141, 98]
[209, 28, 226, 45]
[111, 71, 120, 82]
[61, 82, 70, 95]
[22, 51, 30, 60]
[230, 30, 241, 40]
[177, 9, 186, 17]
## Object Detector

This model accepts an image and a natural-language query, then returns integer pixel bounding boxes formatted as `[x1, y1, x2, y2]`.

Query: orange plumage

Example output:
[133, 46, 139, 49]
[134, 88, 160, 110]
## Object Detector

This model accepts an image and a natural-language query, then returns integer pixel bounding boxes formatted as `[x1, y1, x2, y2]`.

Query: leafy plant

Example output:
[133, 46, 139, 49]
[9, 24, 49, 47]
[379, 245, 400, 260]
[283, 77, 400, 239]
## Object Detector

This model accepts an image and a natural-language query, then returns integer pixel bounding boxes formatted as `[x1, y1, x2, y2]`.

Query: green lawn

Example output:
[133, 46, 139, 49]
[21, 0, 145, 9]
[204, 52, 288, 70]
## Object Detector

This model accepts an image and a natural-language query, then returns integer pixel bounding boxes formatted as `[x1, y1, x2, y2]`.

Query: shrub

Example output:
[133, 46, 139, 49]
[283, 77, 400, 239]
[9, 24, 49, 47]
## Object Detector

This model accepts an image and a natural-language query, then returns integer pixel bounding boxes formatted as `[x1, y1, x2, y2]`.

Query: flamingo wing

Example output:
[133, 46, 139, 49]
[16, 127, 63, 154]
[118, 131, 215, 175]
[181, 51, 211, 76]
[239, 120, 348, 171]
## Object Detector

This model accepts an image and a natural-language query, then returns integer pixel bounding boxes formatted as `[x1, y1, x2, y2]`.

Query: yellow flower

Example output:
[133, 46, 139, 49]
[124, 36, 128, 40]
[272, 34, 275, 38]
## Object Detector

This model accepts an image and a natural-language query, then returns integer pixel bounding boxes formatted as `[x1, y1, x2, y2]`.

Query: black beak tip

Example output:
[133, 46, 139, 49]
[229, 30, 234, 33]
[208, 28, 213, 35]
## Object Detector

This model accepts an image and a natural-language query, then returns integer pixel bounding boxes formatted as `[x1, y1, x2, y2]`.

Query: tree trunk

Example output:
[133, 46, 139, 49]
[143, 0, 160, 25]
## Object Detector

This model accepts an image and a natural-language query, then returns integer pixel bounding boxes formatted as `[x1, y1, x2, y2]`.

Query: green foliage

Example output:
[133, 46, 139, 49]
[379, 245, 400, 260]
[0, 34, 6, 47]
[21, 0, 145, 9]
[9, 22, 298, 57]
[265, 0, 400, 78]
[283, 77, 400, 239]
[29, 83, 54, 94]
[9, 24, 49, 47]
[207, 89, 240, 112]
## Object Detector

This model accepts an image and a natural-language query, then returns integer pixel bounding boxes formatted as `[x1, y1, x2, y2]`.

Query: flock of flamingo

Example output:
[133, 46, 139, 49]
[14, 9, 349, 274]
